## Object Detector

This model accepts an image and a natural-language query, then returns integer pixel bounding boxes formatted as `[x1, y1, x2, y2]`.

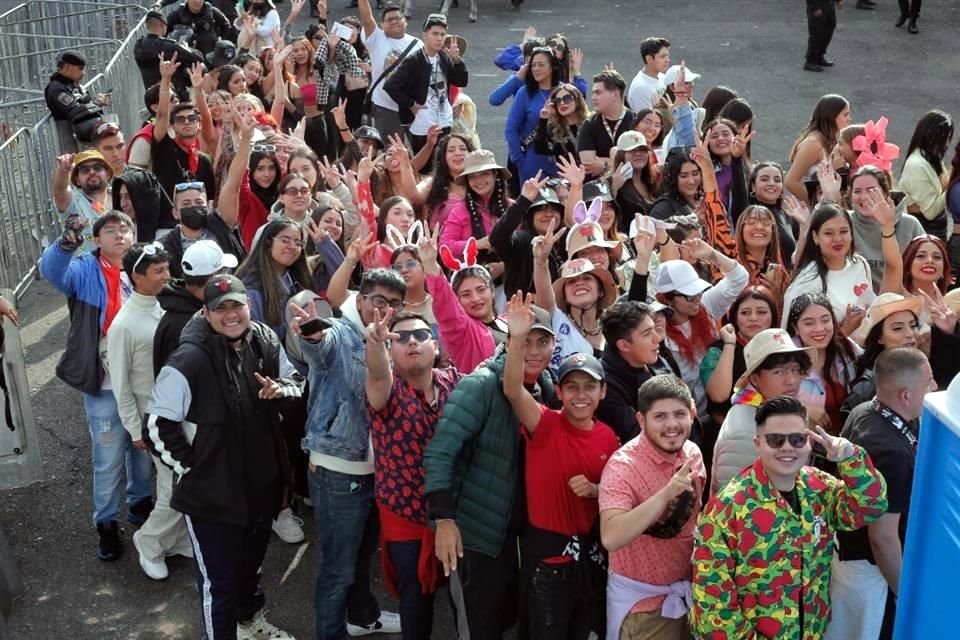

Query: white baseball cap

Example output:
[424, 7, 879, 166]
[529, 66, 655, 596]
[654, 260, 711, 297]
[181, 240, 238, 277]
[662, 64, 701, 87]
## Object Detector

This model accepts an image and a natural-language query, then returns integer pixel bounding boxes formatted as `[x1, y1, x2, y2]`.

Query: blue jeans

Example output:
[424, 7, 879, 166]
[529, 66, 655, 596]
[84, 390, 153, 526]
[308, 466, 381, 640]
[387, 540, 434, 640]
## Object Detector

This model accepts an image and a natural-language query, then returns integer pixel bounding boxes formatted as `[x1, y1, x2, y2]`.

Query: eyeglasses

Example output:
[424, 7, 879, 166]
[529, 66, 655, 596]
[762, 432, 809, 449]
[132, 241, 165, 273]
[383, 14, 404, 24]
[282, 186, 311, 196]
[391, 328, 432, 344]
[98, 225, 132, 238]
[275, 235, 304, 249]
[174, 181, 205, 192]
[391, 259, 420, 273]
[552, 93, 575, 105]
[173, 113, 201, 124]
[77, 163, 108, 175]
[743, 216, 774, 228]
[362, 293, 404, 311]
[253, 143, 278, 153]
[678, 292, 703, 303]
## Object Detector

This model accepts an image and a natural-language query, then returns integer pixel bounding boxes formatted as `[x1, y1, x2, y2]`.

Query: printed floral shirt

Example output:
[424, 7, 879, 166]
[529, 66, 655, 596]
[691, 447, 887, 639]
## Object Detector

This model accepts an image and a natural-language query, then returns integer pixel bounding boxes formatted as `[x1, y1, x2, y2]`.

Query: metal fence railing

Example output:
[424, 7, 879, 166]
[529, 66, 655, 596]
[0, 0, 148, 297]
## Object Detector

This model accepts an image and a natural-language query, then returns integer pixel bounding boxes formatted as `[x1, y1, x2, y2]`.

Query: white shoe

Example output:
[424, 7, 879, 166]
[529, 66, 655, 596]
[347, 611, 401, 636]
[132, 530, 169, 580]
[237, 610, 295, 639]
[271, 508, 305, 544]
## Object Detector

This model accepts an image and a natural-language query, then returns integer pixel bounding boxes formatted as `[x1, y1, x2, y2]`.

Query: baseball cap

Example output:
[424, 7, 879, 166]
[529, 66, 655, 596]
[203, 274, 247, 310]
[182, 240, 238, 277]
[654, 260, 712, 297]
[736, 329, 817, 389]
[206, 40, 237, 68]
[662, 64, 701, 87]
[557, 352, 604, 383]
[145, 9, 167, 23]
[616, 130, 650, 152]
[529, 304, 555, 336]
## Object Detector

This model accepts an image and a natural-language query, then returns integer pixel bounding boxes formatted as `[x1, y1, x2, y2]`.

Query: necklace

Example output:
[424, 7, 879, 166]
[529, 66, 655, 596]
[405, 293, 432, 309]
[571, 306, 602, 336]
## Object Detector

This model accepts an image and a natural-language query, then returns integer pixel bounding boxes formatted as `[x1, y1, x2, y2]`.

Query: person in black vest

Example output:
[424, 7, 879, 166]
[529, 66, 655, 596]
[134, 10, 202, 99]
[43, 50, 108, 146]
[160, 181, 247, 278]
[165, 0, 232, 57]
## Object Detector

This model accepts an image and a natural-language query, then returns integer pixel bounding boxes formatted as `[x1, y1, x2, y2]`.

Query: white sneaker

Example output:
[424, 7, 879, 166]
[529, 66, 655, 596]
[271, 508, 305, 544]
[237, 610, 295, 639]
[347, 611, 402, 636]
[132, 530, 169, 580]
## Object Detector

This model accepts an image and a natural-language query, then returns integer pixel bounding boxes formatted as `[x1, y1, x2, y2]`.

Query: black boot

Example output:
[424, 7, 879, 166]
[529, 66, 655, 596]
[855, 0, 875, 9]
[127, 497, 154, 526]
[895, 13, 908, 27]
[803, 61, 824, 72]
[908, 18, 919, 33]
[96, 521, 121, 562]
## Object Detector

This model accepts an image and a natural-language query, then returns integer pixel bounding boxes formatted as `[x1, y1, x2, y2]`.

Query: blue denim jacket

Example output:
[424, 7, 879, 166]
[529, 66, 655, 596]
[299, 316, 369, 461]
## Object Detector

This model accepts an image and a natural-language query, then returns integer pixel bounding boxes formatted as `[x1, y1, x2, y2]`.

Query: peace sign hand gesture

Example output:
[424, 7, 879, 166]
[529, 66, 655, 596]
[346, 231, 377, 265]
[671, 61, 689, 106]
[808, 425, 856, 462]
[365, 307, 400, 344]
[357, 147, 376, 184]
[417, 223, 441, 274]
[520, 169, 549, 202]
[731, 123, 754, 159]
[631, 213, 657, 262]
[531, 217, 566, 263]
[918, 287, 958, 335]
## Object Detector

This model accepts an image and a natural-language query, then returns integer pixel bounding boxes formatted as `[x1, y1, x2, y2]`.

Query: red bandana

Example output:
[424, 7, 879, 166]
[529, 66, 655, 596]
[175, 136, 200, 175]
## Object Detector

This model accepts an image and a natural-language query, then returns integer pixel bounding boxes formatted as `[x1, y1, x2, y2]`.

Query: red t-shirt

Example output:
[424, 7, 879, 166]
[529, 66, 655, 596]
[238, 171, 270, 251]
[524, 405, 620, 537]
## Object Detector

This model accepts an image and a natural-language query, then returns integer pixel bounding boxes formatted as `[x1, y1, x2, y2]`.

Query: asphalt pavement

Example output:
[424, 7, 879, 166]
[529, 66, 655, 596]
[3, 0, 960, 638]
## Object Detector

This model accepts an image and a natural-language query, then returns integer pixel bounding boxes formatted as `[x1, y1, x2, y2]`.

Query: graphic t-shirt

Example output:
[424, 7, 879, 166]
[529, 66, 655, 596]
[59, 189, 110, 254]
[550, 307, 597, 373]
[410, 54, 453, 136]
[362, 27, 422, 111]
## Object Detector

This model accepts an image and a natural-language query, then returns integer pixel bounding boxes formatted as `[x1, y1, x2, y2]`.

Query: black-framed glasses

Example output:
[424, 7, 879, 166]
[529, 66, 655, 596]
[361, 293, 403, 311]
[282, 186, 311, 196]
[552, 93, 575, 105]
[77, 163, 108, 175]
[253, 143, 277, 153]
[391, 328, 432, 344]
[132, 241, 164, 273]
[763, 432, 809, 449]
[175, 181, 205, 192]
[173, 113, 201, 124]
[678, 292, 703, 303]
[391, 259, 420, 273]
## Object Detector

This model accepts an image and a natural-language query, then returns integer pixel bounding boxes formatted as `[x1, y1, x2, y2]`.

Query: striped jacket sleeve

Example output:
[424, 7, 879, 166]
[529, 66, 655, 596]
[143, 366, 195, 475]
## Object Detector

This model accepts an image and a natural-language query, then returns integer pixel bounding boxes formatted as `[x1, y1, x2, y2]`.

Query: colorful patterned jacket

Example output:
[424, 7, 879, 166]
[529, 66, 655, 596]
[691, 447, 887, 639]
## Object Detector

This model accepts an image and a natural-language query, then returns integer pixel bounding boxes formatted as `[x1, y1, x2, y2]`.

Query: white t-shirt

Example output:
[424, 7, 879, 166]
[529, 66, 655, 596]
[410, 54, 453, 136]
[362, 27, 422, 111]
[627, 70, 664, 111]
[549, 308, 595, 374]
[781, 256, 876, 326]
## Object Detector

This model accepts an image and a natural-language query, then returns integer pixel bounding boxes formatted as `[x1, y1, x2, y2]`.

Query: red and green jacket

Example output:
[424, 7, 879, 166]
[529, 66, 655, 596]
[691, 447, 887, 639]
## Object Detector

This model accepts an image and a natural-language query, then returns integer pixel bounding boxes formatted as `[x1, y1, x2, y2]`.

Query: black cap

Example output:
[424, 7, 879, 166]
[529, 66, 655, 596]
[354, 126, 384, 149]
[146, 9, 167, 23]
[204, 274, 247, 310]
[528, 186, 561, 210]
[205, 40, 237, 68]
[557, 353, 604, 383]
[583, 180, 614, 203]
[57, 50, 87, 67]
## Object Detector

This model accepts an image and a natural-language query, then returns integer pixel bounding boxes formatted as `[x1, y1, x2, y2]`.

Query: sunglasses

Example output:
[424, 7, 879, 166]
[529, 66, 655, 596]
[549, 40, 567, 52]
[552, 93, 575, 105]
[763, 432, 809, 449]
[173, 113, 201, 124]
[77, 163, 108, 175]
[362, 293, 404, 311]
[392, 328, 432, 345]
[391, 259, 420, 273]
[175, 181, 204, 192]
[132, 241, 164, 273]
[282, 186, 311, 196]
[253, 143, 278, 153]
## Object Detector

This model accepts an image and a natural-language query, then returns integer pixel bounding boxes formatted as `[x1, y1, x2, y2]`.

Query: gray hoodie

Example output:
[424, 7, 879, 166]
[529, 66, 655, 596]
[851, 201, 924, 289]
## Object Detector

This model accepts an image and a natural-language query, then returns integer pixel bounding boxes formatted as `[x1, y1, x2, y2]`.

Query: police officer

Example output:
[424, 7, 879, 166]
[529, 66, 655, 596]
[43, 50, 107, 148]
[134, 10, 203, 99]
[165, 0, 233, 58]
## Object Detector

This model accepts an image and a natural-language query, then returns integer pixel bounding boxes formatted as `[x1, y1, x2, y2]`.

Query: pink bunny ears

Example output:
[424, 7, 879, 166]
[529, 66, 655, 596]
[572, 197, 603, 225]
[440, 237, 479, 272]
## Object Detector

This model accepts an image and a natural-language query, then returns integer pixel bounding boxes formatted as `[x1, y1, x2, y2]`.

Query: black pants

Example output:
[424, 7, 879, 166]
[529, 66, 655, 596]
[527, 561, 605, 640]
[386, 540, 435, 640]
[806, 6, 837, 62]
[898, 0, 921, 17]
[452, 541, 520, 640]
[409, 126, 451, 175]
[185, 514, 272, 640]
[304, 111, 341, 163]
[348, 501, 382, 627]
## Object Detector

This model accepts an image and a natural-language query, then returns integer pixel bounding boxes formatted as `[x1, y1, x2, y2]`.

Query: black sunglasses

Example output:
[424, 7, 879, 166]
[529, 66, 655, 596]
[392, 328, 432, 344]
[174, 113, 200, 124]
[553, 93, 575, 105]
[763, 432, 809, 449]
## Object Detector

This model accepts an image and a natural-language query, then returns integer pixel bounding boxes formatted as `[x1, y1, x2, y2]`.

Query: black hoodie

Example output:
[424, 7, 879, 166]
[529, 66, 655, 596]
[112, 169, 173, 241]
[153, 281, 204, 375]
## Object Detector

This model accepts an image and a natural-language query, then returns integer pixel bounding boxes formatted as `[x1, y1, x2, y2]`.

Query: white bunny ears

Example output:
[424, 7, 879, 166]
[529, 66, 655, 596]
[384, 220, 424, 250]
[572, 197, 603, 225]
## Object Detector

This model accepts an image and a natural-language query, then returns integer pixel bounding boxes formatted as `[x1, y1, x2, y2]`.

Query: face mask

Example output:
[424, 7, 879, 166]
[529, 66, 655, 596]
[179, 205, 208, 230]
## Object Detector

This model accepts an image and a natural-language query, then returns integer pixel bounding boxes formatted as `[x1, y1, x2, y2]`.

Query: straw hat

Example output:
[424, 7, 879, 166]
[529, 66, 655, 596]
[456, 149, 511, 183]
[444, 34, 468, 57]
[553, 258, 617, 310]
[735, 328, 818, 390]
[851, 292, 923, 347]
[944, 288, 960, 316]
[566, 221, 619, 256]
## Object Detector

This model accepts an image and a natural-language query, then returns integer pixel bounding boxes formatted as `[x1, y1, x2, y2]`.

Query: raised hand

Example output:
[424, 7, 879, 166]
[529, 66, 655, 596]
[254, 372, 284, 399]
[860, 185, 896, 228]
[416, 223, 441, 271]
[568, 47, 583, 76]
[918, 287, 959, 334]
[531, 217, 566, 263]
[506, 291, 536, 338]
[346, 231, 377, 265]
[425, 124, 442, 148]
[357, 147, 376, 183]
[289, 299, 324, 339]
[188, 61, 205, 88]
[238, 111, 257, 142]
[731, 123, 754, 159]
[782, 192, 811, 227]
[690, 133, 712, 170]
[445, 37, 460, 62]
[0, 296, 19, 327]
[539, 99, 555, 120]
[273, 44, 293, 68]
[331, 97, 348, 130]
[55, 153, 76, 174]
[521, 26, 537, 45]
[671, 61, 688, 105]
[520, 169, 549, 201]
[556, 153, 585, 188]
[808, 425, 855, 461]
[364, 307, 399, 344]
[306, 219, 329, 246]
[158, 51, 180, 80]
[680, 237, 713, 261]
[631, 213, 657, 261]
[718, 323, 736, 345]
[321, 155, 344, 189]
[816, 157, 842, 203]
[59, 213, 87, 251]
[663, 460, 695, 501]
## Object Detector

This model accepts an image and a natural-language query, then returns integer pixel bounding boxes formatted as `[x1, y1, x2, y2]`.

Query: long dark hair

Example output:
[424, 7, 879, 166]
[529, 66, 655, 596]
[340, 16, 369, 61]
[749, 161, 785, 208]
[245, 0, 273, 19]
[703, 117, 740, 164]
[249, 150, 281, 210]
[904, 109, 955, 176]
[792, 204, 854, 293]
[719, 98, 754, 158]
[612, 147, 656, 200]
[658, 149, 701, 203]
[786, 292, 857, 388]
[790, 94, 849, 160]
[524, 48, 561, 96]
[633, 108, 666, 147]
[216, 65, 244, 93]
[465, 173, 510, 224]
[425, 134, 476, 212]
[700, 86, 738, 133]
[726, 285, 780, 333]
[856, 311, 920, 378]
[235, 220, 313, 328]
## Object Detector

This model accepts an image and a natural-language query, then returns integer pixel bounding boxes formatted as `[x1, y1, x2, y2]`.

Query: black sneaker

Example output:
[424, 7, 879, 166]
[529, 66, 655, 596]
[817, 58, 834, 67]
[895, 13, 908, 27]
[96, 521, 121, 562]
[803, 62, 824, 72]
[127, 498, 154, 526]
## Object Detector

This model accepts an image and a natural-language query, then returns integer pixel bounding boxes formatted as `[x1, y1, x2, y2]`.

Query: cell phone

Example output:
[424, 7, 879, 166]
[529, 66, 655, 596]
[330, 21, 354, 40]
[299, 316, 331, 335]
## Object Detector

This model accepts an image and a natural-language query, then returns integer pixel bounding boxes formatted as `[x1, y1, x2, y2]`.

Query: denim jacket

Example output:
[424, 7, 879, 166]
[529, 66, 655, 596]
[299, 312, 369, 461]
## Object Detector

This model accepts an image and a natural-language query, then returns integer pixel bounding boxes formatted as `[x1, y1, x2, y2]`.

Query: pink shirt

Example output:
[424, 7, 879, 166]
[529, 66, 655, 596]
[424, 271, 495, 374]
[439, 198, 501, 256]
[599, 435, 706, 614]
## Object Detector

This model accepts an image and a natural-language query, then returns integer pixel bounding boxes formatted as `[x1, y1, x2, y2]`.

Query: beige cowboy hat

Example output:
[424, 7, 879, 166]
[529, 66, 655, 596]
[456, 149, 511, 184]
[735, 328, 818, 390]
[565, 221, 619, 257]
[444, 34, 468, 57]
[553, 257, 618, 310]
[851, 292, 924, 347]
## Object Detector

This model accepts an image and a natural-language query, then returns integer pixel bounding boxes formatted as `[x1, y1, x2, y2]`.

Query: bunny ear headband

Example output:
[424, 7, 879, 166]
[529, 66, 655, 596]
[440, 236, 480, 272]
[384, 220, 424, 251]
[572, 197, 603, 225]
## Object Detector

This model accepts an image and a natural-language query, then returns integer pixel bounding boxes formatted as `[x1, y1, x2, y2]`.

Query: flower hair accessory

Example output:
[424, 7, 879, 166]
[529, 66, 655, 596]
[852, 117, 900, 172]
[384, 220, 424, 250]
[572, 197, 603, 225]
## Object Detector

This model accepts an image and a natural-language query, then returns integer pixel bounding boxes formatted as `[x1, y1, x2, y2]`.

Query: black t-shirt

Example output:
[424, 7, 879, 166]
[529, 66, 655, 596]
[151, 134, 216, 218]
[576, 109, 635, 176]
[836, 401, 916, 563]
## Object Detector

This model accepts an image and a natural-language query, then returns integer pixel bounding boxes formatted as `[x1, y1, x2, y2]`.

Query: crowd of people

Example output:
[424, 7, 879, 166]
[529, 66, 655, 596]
[18, 0, 960, 638]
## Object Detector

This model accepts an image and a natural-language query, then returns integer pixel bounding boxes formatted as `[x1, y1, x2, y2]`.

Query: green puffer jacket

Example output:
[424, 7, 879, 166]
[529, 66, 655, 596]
[424, 350, 556, 558]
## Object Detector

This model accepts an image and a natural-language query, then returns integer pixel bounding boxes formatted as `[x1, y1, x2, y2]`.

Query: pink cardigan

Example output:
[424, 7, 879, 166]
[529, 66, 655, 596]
[439, 199, 500, 256]
[425, 271, 495, 374]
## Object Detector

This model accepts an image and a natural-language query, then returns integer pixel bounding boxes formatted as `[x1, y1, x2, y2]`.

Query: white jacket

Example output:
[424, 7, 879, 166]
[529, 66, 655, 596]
[711, 399, 759, 494]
